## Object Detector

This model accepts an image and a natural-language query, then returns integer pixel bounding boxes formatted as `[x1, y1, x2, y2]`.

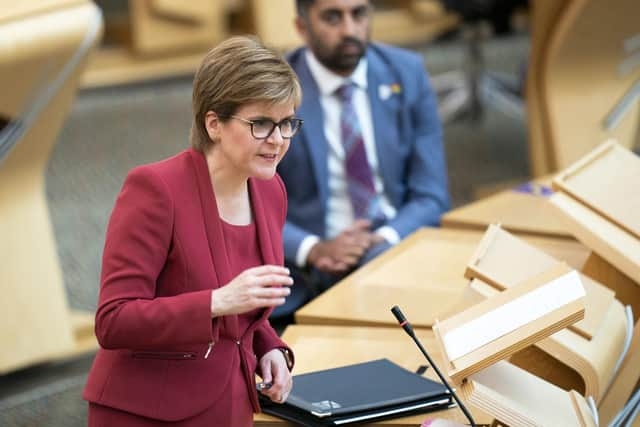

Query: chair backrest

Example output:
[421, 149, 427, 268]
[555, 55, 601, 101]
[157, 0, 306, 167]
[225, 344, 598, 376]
[129, 0, 226, 55]
[540, 0, 640, 172]
[0, 0, 102, 373]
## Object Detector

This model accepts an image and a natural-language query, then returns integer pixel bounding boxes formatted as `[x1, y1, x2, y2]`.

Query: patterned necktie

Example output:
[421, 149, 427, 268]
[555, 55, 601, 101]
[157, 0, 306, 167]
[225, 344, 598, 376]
[336, 82, 380, 220]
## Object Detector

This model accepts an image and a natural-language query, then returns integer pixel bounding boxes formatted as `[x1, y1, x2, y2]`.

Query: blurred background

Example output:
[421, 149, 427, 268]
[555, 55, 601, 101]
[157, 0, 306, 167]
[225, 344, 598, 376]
[1, 0, 639, 426]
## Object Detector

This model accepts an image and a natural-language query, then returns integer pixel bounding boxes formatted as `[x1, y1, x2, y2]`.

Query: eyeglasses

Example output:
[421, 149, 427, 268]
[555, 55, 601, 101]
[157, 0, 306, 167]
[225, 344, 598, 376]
[222, 115, 303, 139]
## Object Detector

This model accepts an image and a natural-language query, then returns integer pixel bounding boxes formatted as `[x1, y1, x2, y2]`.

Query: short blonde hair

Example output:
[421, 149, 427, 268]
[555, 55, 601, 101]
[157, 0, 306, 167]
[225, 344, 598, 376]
[190, 36, 302, 151]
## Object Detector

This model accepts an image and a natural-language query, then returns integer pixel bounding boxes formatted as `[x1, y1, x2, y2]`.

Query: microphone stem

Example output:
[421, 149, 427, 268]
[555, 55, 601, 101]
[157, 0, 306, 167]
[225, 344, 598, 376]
[409, 331, 476, 427]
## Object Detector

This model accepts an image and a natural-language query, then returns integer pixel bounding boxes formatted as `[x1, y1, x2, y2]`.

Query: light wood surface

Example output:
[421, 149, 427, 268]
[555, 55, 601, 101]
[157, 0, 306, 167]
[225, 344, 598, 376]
[466, 225, 614, 340]
[253, 324, 493, 426]
[249, 0, 300, 50]
[464, 226, 627, 402]
[462, 361, 596, 427]
[129, 0, 226, 56]
[369, 1, 459, 46]
[0, 0, 101, 373]
[549, 143, 640, 290]
[526, 0, 570, 176]
[295, 227, 591, 328]
[468, 276, 627, 402]
[441, 181, 573, 239]
[477, 276, 622, 401]
[553, 141, 640, 240]
[541, 0, 640, 171]
[81, 45, 205, 88]
[551, 192, 640, 295]
[582, 252, 640, 323]
[435, 264, 585, 385]
[598, 320, 640, 426]
[534, 298, 627, 403]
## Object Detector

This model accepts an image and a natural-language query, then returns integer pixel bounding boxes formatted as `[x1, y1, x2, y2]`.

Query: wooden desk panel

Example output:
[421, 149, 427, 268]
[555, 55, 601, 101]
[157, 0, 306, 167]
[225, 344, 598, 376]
[253, 325, 493, 426]
[295, 228, 590, 328]
[442, 187, 573, 239]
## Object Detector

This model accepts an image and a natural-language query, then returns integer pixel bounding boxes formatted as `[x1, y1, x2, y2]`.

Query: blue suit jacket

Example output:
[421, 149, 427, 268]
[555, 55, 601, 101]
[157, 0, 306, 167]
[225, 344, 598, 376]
[279, 43, 450, 263]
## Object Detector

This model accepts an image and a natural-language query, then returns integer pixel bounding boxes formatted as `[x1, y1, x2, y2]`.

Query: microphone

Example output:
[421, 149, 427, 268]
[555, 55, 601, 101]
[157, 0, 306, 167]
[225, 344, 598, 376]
[391, 305, 476, 427]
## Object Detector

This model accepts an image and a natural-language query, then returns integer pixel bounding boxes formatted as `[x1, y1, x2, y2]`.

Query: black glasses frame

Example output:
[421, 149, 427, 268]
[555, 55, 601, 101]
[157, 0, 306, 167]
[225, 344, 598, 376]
[222, 115, 303, 140]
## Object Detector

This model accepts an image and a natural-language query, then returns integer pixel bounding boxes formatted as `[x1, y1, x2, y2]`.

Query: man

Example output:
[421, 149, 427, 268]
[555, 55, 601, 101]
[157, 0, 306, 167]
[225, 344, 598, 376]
[273, 0, 450, 318]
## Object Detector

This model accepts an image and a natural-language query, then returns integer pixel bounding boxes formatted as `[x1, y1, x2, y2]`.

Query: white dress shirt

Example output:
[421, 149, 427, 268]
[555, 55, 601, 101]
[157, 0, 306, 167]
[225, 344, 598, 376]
[295, 50, 400, 267]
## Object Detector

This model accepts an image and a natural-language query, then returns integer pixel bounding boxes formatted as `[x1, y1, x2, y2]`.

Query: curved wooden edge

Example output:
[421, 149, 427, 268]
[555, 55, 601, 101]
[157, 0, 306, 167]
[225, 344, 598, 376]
[537, 0, 585, 172]
[541, 0, 640, 169]
[0, 1, 103, 374]
[536, 299, 628, 401]
[598, 319, 640, 426]
[527, 0, 574, 176]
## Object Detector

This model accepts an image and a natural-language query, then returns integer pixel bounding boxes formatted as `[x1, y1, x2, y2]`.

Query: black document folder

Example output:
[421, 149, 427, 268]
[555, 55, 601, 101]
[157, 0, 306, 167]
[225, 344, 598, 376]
[259, 358, 453, 426]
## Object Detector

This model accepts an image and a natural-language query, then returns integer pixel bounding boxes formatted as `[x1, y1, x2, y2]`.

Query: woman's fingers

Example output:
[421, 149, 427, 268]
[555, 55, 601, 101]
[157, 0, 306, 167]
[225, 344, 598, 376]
[243, 264, 290, 277]
[253, 273, 294, 287]
[213, 265, 294, 315]
[251, 285, 291, 298]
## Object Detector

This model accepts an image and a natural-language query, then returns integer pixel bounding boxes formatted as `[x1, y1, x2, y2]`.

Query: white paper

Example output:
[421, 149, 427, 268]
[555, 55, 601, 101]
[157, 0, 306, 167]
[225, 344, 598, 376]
[443, 270, 585, 361]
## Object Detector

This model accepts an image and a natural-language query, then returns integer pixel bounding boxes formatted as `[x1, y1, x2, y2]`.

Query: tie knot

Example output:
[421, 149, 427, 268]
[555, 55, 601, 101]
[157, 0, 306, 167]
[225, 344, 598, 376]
[336, 82, 355, 102]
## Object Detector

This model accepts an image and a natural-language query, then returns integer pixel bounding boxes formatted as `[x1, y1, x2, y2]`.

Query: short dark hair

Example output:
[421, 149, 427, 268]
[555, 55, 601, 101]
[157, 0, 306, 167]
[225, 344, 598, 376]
[295, 0, 315, 17]
[190, 36, 301, 151]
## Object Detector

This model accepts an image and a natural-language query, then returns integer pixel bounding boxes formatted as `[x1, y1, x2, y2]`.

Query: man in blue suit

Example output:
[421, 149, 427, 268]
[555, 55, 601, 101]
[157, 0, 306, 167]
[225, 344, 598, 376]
[273, 0, 450, 318]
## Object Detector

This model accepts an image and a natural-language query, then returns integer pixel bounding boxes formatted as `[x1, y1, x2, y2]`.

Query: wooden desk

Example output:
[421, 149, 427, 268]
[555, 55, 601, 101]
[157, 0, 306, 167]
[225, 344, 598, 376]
[253, 324, 493, 426]
[441, 185, 573, 239]
[295, 227, 590, 328]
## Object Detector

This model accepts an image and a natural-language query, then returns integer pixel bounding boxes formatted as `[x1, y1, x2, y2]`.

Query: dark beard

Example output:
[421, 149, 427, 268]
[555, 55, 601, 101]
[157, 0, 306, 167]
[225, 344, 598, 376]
[318, 37, 367, 73]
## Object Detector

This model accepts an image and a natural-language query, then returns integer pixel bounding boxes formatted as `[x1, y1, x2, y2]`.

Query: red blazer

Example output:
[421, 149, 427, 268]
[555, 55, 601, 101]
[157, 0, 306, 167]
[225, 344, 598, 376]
[83, 149, 292, 422]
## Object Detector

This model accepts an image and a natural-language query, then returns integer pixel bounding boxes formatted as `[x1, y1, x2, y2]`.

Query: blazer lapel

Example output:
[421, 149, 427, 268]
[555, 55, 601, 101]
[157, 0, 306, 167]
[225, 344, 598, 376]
[294, 54, 330, 207]
[248, 178, 277, 266]
[248, 178, 278, 322]
[188, 149, 238, 337]
[367, 50, 399, 193]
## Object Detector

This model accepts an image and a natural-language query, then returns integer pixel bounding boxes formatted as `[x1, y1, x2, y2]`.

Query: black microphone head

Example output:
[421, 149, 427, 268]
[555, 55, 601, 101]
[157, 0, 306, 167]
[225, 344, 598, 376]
[391, 306, 406, 324]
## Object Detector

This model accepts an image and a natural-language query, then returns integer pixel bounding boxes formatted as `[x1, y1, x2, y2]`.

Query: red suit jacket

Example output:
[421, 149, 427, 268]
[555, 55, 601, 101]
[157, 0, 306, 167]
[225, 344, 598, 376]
[83, 149, 292, 421]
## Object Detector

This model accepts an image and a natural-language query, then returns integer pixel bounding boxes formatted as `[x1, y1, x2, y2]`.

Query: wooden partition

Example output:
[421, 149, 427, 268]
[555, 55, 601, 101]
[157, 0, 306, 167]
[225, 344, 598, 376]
[0, 0, 102, 374]
[526, 0, 571, 176]
[441, 178, 573, 239]
[538, 0, 640, 173]
[551, 142, 640, 315]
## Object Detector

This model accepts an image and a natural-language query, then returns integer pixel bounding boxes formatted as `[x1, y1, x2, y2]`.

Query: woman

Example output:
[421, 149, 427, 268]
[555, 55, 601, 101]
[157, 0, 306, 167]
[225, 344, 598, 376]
[83, 36, 302, 426]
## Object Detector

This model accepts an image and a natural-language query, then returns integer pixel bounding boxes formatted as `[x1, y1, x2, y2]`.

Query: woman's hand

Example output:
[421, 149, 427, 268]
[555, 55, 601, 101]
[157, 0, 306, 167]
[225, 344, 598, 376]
[258, 349, 292, 403]
[211, 265, 293, 317]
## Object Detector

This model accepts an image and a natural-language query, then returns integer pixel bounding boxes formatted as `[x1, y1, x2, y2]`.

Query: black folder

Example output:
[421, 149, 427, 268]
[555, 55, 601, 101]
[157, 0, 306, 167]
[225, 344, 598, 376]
[259, 358, 453, 426]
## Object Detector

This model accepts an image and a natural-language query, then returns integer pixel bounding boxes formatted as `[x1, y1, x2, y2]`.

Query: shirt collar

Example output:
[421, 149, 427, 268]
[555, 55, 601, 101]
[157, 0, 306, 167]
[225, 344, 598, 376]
[304, 49, 368, 96]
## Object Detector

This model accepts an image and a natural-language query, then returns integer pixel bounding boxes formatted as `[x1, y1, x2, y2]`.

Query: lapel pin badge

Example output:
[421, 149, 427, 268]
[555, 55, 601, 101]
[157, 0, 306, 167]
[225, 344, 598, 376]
[378, 84, 391, 100]
[378, 83, 402, 100]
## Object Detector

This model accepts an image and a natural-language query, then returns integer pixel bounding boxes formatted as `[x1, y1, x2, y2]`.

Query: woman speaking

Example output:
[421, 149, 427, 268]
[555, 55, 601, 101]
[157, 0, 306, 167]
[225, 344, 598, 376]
[83, 36, 302, 426]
